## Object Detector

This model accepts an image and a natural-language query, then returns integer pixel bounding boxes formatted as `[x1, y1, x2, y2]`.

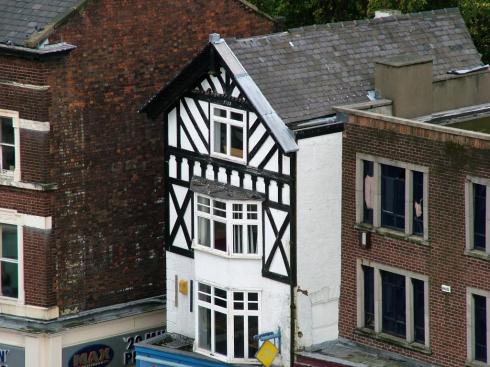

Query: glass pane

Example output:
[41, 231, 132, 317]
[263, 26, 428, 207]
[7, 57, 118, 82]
[233, 225, 243, 253]
[248, 316, 259, 358]
[198, 306, 211, 350]
[247, 204, 258, 220]
[2, 146, 15, 171]
[197, 196, 210, 213]
[363, 265, 375, 329]
[1, 225, 17, 260]
[198, 283, 211, 303]
[233, 204, 243, 219]
[412, 171, 424, 236]
[230, 111, 243, 121]
[0, 118, 14, 144]
[381, 270, 406, 338]
[248, 225, 258, 254]
[199, 283, 211, 294]
[412, 279, 425, 344]
[198, 217, 210, 247]
[230, 125, 243, 158]
[248, 293, 258, 302]
[474, 184, 486, 250]
[214, 221, 227, 252]
[215, 287, 227, 300]
[234, 316, 245, 358]
[475, 294, 487, 362]
[234, 292, 244, 310]
[213, 200, 226, 217]
[214, 108, 227, 118]
[363, 161, 374, 225]
[214, 121, 227, 154]
[1, 261, 18, 298]
[381, 165, 405, 231]
[215, 311, 227, 355]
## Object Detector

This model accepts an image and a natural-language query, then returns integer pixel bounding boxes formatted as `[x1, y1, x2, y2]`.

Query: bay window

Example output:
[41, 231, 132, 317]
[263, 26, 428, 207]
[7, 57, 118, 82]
[195, 194, 261, 257]
[196, 282, 260, 362]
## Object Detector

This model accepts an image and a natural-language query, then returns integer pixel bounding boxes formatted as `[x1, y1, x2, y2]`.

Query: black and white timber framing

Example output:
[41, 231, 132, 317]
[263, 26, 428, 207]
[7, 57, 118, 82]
[145, 36, 299, 284]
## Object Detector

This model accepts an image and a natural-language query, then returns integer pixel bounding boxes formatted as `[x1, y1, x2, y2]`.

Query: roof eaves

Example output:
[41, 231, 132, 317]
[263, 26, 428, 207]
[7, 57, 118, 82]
[213, 39, 298, 153]
[0, 42, 77, 60]
[25, 0, 89, 48]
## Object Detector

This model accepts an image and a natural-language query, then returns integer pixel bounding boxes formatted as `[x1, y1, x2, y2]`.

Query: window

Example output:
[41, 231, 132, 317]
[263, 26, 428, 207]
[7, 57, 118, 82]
[359, 261, 428, 346]
[0, 110, 19, 181]
[467, 289, 490, 364]
[211, 105, 246, 162]
[195, 195, 260, 257]
[357, 155, 428, 240]
[466, 178, 490, 254]
[0, 224, 18, 299]
[197, 283, 260, 362]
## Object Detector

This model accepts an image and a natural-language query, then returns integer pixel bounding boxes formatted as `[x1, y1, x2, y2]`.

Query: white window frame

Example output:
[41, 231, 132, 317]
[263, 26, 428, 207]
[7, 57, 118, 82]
[465, 176, 490, 254]
[194, 194, 262, 259]
[357, 259, 430, 348]
[356, 154, 429, 241]
[467, 287, 490, 365]
[0, 109, 20, 182]
[210, 104, 247, 163]
[195, 281, 261, 363]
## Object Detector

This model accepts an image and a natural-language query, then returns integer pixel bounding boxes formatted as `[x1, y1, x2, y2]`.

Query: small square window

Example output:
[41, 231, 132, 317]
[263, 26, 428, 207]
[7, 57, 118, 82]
[211, 105, 245, 162]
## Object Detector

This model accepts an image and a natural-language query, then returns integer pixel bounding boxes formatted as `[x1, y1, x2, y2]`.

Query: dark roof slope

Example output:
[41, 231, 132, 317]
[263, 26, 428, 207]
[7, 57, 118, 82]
[0, 0, 83, 47]
[227, 8, 483, 125]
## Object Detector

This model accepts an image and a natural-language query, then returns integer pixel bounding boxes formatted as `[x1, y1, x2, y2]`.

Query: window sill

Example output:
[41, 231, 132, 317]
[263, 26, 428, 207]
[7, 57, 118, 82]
[0, 174, 57, 191]
[465, 360, 488, 367]
[0, 298, 59, 320]
[355, 328, 431, 355]
[195, 348, 259, 365]
[210, 152, 246, 165]
[354, 223, 430, 246]
[464, 249, 490, 261]
[193, 244, 261, 260]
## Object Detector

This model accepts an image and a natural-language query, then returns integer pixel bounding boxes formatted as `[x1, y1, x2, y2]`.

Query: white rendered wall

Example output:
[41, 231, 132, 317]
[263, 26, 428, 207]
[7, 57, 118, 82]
[166, 252, 195, 337]
[296, 132, 342, 349]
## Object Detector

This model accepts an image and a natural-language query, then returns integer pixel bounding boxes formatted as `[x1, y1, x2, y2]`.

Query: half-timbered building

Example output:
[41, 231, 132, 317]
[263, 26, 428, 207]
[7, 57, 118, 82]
[139, 8, 478, 366]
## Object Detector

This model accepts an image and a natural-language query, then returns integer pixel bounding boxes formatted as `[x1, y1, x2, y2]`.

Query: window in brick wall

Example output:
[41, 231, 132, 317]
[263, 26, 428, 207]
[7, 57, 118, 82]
[357, 155, 428, 240]
[0, 224, 18, 299]
[467, 288, 490, 364]
[358, 260, 429, 347]
[0, 110, 20, 182]
[466, 178, 490, 254]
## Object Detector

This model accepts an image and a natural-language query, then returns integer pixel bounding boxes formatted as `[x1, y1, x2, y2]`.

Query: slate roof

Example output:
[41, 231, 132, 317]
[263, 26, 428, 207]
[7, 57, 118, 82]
[0, 0, 83, 47]
[227, 7, 483, 125]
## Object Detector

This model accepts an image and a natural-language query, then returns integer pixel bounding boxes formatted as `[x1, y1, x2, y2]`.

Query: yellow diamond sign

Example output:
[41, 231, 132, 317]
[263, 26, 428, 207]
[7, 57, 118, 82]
[255, 340, 279, 367]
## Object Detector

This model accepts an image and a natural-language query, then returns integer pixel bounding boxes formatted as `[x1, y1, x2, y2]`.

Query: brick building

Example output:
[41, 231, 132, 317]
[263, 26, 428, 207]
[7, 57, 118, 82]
[337, 51, 490, 365]
[0, 1, 274, 366]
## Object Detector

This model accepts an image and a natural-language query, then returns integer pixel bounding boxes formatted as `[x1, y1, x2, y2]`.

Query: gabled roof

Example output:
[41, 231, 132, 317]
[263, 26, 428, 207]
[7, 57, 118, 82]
[227, 7, 482, 126]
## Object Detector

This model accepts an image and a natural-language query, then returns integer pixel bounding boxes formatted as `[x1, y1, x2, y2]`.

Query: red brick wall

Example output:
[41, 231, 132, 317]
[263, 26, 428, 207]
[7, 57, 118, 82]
[340, 115, 490, 366]
[43, 0, 274, 313]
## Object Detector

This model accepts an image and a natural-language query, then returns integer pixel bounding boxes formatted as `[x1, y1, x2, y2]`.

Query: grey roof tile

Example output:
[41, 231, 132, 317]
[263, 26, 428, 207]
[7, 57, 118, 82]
[227, 8, 482, 125]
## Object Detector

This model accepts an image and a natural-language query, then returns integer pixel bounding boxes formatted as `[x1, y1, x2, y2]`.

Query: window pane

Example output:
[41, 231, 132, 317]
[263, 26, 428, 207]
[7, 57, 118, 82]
[198, 217, 210, 247]
[234, 292, 244, 310]
[230, 125, 243, 158]
[247, 204, 258, 220]
[381, 270, 406, 338]
[0, 118, 14, 145]
[363, 265, 375, 329]
[1, 261, 18, 298]
[412, 279, 425, 344]
[214, 108, 227, 118]
[214, 121, 227, 154]
[412, 171, 424, 236]
[233, 225, 243, 253]
[214, 221, 227, 252]
[198, 306, 211, 351]
[197, 196, 210, 213]
[198, 283, 211, 303]
[474, 184, 486, 250]
[233, 204, 243, 219]
[2, 146, 15, 171]
[474, 294, 487, 362]
[248, 225, 258, 254]
[213, 200, 226, 217]
[248, 315, 259, 358]
[1, 225, 17, 260]
[381, 165, 405, 231]
[363, 161, 374, 225]
[230, 111, 244, 121]
[215, 287, 227, 300]
[234, 316, 245, 358]
[215, 311, 227, 355]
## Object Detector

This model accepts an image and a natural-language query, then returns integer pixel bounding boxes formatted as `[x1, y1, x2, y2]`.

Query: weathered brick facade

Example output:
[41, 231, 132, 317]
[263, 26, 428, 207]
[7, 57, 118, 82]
[0, 0, 274, 314]
[340, 114, 490, 367]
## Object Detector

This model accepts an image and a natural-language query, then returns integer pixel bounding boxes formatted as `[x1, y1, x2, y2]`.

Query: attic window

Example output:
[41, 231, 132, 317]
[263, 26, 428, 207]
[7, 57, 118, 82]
[211, 104, 246, 163]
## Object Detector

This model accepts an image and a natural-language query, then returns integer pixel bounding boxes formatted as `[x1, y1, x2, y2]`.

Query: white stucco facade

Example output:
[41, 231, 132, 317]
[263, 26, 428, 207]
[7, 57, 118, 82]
[295, 132, 342, 349]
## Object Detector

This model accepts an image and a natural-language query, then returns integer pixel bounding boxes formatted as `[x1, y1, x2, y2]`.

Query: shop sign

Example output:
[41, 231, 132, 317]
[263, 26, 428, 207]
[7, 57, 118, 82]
[0, 344, 25, 367]
[68, 344, 114, 367]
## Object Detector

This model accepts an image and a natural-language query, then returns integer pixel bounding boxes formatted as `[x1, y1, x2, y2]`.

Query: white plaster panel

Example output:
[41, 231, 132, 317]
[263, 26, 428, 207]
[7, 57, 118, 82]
[169, 193, 177, 237]
[256, 177, 265, 194]
[249, 123, 266, 151]
[168, 156, 177, 179]
[296, 132, 342, 348]
[282, 184, 290, 206]
[263, 150, 279, 173]
[268, 180, 278, 203]
[199, 101, 209, 118]
[209, 75, 224, 94]
[201, 79, 212, 92]
[205, 164, 214, 180]
[243, 174, 253, 190]
[218, 167, 227, 184]
[249, 136, 275, 168]
[231, 86, 241, 98]
[180, 126, 193, 151]
[282, 155, 290, 176]
[185, 97, 209, 145]
[180, 102, 206, 154]
[168, 108, 177, 147]
[181, 158, 189, 182]
[231, 170, 240, 187]
[193, 161, 201, 177]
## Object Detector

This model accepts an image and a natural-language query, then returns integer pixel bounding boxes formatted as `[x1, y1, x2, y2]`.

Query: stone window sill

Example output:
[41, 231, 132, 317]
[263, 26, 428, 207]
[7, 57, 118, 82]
[0, 174, 57, 191]
[355, 328, 431, 355]
[465, 249, 490, 261]
[465, 360, 488, 367]
[354, 223, 430, 246]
